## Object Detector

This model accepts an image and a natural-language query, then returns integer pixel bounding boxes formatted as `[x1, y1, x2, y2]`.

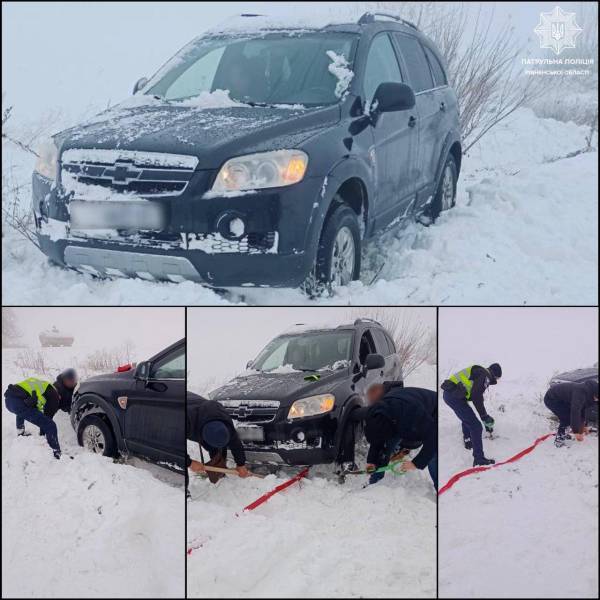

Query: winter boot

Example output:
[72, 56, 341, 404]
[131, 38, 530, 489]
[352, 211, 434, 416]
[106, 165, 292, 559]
[473, 456, 495, 466]
[463, 436, 473, 450]
[53, 450, 62, 460]
[17, 428, 31, 437]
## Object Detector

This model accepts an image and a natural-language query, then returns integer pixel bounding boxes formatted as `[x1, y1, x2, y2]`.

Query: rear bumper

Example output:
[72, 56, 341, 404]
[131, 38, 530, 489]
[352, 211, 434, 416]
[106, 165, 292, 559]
[33, 171, 327, 288]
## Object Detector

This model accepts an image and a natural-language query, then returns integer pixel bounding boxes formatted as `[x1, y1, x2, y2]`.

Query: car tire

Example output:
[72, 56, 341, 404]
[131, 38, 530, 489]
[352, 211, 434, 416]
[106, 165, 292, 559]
[78, 415, 117, 457]
[427, 154, 457, 222]
[305, 202, 361, 295]
[337, 414, 360, 465]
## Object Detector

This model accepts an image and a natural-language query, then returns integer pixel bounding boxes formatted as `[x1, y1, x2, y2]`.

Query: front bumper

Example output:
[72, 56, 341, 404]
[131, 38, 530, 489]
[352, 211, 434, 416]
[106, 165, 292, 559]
[33, 171, 327, 288]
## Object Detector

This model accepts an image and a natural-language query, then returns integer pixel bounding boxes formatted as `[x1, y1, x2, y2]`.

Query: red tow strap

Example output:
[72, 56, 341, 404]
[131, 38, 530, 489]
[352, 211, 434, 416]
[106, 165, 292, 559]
[187, 467, 310, 556]
[438, 433, 554, 496]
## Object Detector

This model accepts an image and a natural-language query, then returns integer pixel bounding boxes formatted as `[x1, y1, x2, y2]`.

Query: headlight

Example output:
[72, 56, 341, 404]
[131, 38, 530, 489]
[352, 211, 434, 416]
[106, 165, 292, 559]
[34, 139, 59, 181]
[212, 150, 308, 193]
[287, 394, 335, 420]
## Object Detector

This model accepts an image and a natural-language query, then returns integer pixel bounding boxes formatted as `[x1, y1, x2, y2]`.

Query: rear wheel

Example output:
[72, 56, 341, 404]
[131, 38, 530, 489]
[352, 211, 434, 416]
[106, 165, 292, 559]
[78, 415, 117, 457]
[304, 203, 361, 296]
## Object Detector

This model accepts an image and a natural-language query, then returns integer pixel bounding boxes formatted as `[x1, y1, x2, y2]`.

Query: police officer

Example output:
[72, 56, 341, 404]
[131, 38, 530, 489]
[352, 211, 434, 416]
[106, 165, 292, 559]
[441, 363, 502, 466]
[544, 379, 598, 447]
[4, 375, 68, 458]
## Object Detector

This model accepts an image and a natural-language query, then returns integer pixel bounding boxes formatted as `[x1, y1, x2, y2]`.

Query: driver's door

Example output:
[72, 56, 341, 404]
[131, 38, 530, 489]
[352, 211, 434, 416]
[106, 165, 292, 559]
[122, 342, 185, 469]
[364, 32, 418, 229]
[353, 330, 385, 402]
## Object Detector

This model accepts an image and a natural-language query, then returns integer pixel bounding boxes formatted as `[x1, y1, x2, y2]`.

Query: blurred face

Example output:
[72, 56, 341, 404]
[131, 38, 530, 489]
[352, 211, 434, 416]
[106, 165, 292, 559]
[366, 383, 385, 405]
[63, 376, 77, 389]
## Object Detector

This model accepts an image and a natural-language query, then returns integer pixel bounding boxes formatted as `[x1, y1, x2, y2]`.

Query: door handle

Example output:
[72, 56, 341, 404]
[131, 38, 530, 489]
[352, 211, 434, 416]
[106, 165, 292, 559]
[408, 115, 417, 128]
[440, 102, 446, 112]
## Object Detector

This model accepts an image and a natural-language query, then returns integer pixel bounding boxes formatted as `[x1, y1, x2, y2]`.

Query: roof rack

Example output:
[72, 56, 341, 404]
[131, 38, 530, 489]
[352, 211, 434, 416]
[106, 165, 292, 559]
[353, 317, 383, 326]
[358, 11, 418, 30]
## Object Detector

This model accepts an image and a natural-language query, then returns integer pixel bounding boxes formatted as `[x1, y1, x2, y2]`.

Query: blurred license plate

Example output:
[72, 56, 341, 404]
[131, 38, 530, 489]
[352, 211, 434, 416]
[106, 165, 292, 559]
[237, 426, 265, 442]
[69, 200, 166, 230]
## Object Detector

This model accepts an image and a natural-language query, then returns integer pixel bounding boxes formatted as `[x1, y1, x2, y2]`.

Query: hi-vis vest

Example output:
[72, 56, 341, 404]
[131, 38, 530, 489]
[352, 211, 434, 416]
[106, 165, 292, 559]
[15, 377, 53, 412]
[449, 367, 475, 400]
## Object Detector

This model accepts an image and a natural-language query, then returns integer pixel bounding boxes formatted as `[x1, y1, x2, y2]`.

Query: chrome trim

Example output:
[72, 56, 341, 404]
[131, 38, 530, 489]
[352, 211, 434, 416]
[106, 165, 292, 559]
[61, 148, 199, 169]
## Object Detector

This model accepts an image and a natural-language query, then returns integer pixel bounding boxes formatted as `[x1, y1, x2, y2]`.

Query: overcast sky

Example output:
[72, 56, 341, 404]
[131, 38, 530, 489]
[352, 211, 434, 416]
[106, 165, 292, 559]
[3, 1, 595, 126]
[6, 307, 184, 359]
[439, 307, 598, 380]
[188, 306, 435, 381]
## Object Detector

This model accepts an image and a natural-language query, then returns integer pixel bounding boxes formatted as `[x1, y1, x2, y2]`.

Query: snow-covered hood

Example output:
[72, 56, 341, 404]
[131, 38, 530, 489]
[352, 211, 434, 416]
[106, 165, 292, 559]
[56, 102, 340, 170]
[211, 368, 349, 406]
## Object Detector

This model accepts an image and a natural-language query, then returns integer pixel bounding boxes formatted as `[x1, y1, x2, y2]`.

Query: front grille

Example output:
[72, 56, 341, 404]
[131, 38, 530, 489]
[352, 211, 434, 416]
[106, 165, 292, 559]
[218, 400, 280, 424]
[61, 148, 199, 197]
[187, 232, 278, 254]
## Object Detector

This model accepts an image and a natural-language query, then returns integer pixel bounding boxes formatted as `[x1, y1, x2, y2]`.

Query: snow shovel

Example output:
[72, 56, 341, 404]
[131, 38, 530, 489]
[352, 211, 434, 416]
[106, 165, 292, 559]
[199, 465, 265, 479]
[342, 460, 408, 477]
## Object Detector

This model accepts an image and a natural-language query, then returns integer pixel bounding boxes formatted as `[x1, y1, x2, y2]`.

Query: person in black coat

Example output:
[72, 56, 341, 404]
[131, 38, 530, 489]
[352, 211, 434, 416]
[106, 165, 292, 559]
[186, 392, 250, 484]
[364, 383, 438, 490]
[53, 369, 78, 414]
[544, 380, 598, 447]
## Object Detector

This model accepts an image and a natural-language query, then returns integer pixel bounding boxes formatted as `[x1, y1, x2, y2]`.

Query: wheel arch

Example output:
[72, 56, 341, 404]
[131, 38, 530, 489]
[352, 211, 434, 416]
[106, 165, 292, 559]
[72, 393, 125, 453]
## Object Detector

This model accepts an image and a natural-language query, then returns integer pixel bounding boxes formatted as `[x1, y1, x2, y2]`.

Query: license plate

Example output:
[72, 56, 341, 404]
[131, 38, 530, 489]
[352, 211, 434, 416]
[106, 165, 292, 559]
[69, 199, 166, 230]
[237, 425, 265, 442]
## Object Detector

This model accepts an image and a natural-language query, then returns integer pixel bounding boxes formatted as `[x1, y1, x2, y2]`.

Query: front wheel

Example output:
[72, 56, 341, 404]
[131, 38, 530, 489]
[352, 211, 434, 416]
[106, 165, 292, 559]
[78, 415, 117, 457]
[304, 203, 361, 295]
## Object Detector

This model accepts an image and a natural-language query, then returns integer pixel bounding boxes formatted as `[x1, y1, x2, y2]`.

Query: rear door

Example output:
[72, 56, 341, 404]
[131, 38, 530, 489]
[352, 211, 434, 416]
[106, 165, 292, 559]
[391, 33, 439, 209]
[122, 342, 185, 469]
[363, 32, 418, 227]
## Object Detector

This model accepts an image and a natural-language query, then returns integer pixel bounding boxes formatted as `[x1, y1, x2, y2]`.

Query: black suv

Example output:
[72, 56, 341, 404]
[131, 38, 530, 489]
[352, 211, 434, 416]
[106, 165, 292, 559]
[71, 339, 185, 471]
[32, 12, 460, 291]
[209, 318, 402, 466]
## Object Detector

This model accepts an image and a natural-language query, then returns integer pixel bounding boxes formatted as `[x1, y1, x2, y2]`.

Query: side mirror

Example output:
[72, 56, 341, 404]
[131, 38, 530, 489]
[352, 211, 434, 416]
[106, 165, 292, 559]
[372, 82, 415, 113]
[365, 353, 385, 370]
[246, 360, 254, 370]
[133, 76, 149, 95]
[134, 360, 150, 380]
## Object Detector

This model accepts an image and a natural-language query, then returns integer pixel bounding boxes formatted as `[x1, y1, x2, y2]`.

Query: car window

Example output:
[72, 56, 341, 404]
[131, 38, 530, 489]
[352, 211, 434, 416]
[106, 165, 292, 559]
[393, 33, 434, 93]
[165, 46, 226, 100]
[358, 330, 377, 364]
[363, 33, 403, 104]
[372, 329, 392, 356]
[385, 332, 397, 354]
[151, 347, 185, 379]
[423, 45, 447, 87]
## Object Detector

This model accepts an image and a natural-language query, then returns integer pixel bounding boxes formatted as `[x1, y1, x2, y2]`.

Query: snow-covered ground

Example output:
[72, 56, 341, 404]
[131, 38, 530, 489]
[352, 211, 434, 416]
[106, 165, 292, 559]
[439, 375, 598, 598]
[187, 362, 437, 598]
[2, 107, 597, 306]
[1, 347, 185, 598]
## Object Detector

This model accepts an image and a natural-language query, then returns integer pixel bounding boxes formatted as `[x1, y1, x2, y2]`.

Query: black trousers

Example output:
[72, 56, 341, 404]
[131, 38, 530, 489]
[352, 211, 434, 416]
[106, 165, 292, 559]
[544, 392, 570, 430]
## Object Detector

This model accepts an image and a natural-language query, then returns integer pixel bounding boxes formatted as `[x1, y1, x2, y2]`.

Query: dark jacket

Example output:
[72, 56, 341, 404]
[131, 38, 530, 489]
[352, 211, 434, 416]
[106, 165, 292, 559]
[4, 382, 61, 418]
[186, 392, 246, 466]
[441, 365, 495, 419]
[545, 381, 598, 433]
[366, 386, 437, 470]
[53, 374, 75, 413]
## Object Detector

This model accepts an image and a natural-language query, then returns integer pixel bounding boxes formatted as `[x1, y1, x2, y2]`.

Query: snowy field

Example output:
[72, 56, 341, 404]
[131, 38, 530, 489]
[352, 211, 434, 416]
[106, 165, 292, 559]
[2, 104, 598, 306]
[187, 362, 436, 599]
[438, 308, 599, 599]
[1, 347, 185, 598]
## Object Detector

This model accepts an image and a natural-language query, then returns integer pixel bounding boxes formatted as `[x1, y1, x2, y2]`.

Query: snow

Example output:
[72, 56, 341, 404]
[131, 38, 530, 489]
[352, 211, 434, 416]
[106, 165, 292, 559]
[3, 108, 597, 305]
[1, 346, 185, 598]
[438, 307, 598, 598]
[326, 50, 354, 99]
[187, 363, 436, 598]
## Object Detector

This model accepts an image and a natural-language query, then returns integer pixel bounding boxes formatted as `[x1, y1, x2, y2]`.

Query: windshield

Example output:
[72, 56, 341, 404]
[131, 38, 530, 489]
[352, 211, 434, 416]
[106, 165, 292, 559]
[252, 331, 353, 372]
[146, 32, 357, 106]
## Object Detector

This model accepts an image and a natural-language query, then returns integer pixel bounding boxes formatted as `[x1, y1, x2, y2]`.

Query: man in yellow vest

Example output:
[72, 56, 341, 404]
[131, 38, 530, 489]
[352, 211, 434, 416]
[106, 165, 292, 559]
[441, 363, 502, 466]
[4, 376, 64, 458]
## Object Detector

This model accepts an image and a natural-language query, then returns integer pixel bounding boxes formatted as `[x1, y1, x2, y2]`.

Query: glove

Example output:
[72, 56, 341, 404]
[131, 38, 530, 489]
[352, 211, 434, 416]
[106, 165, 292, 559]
[482, 415, 495, 433]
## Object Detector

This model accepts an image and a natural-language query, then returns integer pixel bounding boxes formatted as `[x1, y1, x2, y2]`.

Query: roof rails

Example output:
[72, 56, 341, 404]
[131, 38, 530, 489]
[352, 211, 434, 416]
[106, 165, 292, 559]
[353, 317, 383, 327]
[358, 11, 418, 30]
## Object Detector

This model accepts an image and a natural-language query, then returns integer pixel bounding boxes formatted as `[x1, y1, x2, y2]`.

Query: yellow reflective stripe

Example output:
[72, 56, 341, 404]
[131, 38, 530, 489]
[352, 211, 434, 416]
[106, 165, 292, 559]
[449, 367, 473, 400]
[16, 378, 50, 412]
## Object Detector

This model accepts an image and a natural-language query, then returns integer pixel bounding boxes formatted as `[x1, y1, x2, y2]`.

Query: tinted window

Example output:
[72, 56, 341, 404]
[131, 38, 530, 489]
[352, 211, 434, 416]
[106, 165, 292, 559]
[358, 330, 377, 364]
[423, 45, 447, 87]
[372, 329, 392, 356]
[363, 33, 403, 103]
[152, 346, 185, 379]
[393, 34, 434, 92]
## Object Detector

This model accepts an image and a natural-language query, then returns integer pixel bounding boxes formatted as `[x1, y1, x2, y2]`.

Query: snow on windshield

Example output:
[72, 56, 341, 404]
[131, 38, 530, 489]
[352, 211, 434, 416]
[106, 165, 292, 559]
[326, 51, 354, 99]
